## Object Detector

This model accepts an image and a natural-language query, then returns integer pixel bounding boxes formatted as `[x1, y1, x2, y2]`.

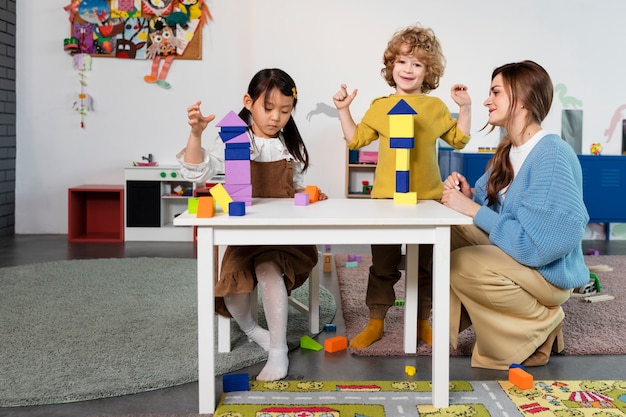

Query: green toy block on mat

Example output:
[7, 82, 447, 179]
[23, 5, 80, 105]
[345, 261, 358, 268]
[300, 335, 323, 351]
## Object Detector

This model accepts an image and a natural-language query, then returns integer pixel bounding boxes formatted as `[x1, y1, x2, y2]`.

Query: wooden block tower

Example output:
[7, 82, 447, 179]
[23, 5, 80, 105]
[216, 111, 253, 206]
[388, 99, 418, 204]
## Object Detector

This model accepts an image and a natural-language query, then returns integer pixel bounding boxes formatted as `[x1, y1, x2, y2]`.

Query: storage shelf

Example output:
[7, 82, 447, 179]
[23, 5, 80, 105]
[68, 184, 124, 243]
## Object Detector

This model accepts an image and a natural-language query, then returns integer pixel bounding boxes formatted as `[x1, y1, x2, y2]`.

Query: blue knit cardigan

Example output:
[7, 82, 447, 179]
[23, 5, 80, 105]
[473, 134, 590, 289]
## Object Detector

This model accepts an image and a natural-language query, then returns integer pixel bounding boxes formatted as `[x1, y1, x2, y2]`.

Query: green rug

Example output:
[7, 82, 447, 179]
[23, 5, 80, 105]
[0, 258, 335, 407]
[215, 379, 626, 416]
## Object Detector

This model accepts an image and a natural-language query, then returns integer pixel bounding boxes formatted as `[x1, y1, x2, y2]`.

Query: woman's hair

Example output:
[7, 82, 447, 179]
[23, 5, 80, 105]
[484, 60, 554, 206]
[381, 25, 445, 93]
[238, 68, 310, 171]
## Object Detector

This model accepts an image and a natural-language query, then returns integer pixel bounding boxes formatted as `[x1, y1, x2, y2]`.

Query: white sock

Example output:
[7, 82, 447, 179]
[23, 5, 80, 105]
[255, 261, 289, 381]
[223, 292, 270, 351]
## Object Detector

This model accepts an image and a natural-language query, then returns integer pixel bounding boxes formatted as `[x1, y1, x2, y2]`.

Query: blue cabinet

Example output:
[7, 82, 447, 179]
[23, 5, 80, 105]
[448, 151, 493, 187]
[578, 155, 626, 223]
[439, 152, 626, 237]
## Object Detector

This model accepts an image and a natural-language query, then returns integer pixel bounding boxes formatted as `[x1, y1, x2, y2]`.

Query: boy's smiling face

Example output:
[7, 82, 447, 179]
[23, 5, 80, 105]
[392, 52, 426, 95]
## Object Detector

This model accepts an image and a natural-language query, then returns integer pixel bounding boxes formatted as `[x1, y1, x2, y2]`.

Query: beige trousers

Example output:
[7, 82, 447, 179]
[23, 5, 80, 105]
[449, 224, 571, 370]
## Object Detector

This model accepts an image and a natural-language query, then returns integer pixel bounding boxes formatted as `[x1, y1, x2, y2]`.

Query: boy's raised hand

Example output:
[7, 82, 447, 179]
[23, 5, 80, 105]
[450, 84, 471, 107]
[333, 84, 358, 110]
[187, 101, 216, 137]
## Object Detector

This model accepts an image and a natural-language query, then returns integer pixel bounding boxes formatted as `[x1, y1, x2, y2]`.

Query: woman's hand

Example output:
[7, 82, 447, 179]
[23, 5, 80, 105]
[442, 172, 479, 218]
[443, 172, 472, 197]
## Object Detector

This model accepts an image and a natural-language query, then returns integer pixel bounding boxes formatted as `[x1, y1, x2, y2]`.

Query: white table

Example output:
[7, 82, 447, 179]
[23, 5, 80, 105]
[173, 198, 472, 413]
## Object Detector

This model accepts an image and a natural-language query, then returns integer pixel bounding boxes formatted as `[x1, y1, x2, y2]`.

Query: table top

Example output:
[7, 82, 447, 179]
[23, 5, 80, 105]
[173, 198, 472, 227]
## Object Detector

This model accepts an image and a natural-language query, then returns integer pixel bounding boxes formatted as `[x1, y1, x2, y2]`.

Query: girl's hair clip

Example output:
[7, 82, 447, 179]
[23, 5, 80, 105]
[292, 87, 297, 99]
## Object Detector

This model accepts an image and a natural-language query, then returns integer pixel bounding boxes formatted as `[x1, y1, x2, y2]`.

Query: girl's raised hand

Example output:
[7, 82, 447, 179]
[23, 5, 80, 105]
[187, 101, 216, 136]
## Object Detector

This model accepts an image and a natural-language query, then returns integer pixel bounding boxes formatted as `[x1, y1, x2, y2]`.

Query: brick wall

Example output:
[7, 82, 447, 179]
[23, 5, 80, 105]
[0, 0, 15, 236]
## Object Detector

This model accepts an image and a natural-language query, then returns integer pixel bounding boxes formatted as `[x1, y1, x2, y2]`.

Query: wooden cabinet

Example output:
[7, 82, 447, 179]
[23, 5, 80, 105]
[68, 184, 124, 242]
[345, 149, 376, 198]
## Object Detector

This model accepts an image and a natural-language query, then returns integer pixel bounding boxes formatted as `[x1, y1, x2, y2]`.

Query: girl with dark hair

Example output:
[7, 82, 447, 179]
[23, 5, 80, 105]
[177, 68, 327, 381]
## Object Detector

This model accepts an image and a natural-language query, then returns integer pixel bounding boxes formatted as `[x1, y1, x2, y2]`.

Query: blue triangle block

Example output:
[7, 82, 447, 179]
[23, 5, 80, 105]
[216, 110, 248, 127]
[219, 130, 247, 142]
[388, 99, 418, 115]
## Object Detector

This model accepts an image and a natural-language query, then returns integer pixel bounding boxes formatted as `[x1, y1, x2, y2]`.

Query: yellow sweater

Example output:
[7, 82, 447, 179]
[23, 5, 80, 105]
[349, 94, 470, 199]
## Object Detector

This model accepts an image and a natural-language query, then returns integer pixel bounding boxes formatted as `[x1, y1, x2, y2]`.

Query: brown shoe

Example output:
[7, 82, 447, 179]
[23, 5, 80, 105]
[522, 322, 564, 367]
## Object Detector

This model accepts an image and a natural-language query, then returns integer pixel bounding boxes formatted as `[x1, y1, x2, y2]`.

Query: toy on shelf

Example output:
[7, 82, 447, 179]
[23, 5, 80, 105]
[590, 143, 602, 155]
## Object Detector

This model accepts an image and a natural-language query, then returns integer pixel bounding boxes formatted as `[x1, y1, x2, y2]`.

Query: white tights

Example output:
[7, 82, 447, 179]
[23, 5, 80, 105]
[223, 260, 289, 381]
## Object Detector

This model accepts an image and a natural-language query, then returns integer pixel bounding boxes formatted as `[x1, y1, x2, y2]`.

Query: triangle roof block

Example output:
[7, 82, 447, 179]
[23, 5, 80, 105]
[388, 99, 418, 115]
[216, 110, 248, 127]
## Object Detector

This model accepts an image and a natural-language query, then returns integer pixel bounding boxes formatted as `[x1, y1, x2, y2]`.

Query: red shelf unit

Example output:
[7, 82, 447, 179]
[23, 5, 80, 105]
[68, 184, 124, 242]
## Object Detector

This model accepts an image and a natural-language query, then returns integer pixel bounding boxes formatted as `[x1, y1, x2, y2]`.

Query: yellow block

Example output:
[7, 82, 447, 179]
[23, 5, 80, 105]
[395, 148, 410, 171]
[389, 114, 414, 138]
[210, 183, 233, 213]
[393, 192, 417, 204]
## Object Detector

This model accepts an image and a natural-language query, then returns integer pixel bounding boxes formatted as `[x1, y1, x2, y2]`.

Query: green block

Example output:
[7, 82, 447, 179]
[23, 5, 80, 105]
[188, 197, 199, 214]
[345, 261, 358, 268]
[300, 335, 323, 351]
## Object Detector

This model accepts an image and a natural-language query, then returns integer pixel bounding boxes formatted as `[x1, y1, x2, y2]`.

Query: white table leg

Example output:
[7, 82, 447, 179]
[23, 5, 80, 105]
[404, 244, 419, 354]
[431, 226, 451, 408]
[196, 227, 215, 414]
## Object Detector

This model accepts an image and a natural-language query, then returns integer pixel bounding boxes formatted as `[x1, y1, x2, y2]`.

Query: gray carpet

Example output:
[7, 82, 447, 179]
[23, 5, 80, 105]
[0, 257, 335, 407]
[336, 253, 625, 357]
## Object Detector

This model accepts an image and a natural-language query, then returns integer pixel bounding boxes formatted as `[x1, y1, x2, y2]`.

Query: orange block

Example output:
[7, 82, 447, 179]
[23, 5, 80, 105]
[305, 185, 320, 203]
[324, 335, 347, 353]
[508, 367, 533, 390]
[197, 196, 215, 218]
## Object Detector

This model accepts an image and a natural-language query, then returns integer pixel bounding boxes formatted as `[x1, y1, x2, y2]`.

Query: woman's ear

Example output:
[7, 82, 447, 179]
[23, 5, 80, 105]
[243, 94, 253, 110]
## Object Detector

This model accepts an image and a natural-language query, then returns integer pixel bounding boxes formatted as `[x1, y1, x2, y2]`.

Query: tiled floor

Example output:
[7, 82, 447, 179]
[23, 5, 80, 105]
[1, 235, 625, 417]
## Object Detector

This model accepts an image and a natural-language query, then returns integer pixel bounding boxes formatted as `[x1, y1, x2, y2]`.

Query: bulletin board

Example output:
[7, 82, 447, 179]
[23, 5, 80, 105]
[63, 0, 211, 61]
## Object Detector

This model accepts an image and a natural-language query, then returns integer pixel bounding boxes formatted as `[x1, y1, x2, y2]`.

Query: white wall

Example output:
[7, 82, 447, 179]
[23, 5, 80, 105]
[16, 0, 626, 234]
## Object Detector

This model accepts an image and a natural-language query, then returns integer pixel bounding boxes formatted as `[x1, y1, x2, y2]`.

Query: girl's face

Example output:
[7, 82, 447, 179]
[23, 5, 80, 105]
[392, 54, 426, 95]
[484, 73, 511, 127]
[244, 87, 294, 138]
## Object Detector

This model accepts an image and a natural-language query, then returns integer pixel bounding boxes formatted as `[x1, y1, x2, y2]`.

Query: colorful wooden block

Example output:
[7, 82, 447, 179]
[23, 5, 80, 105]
[228, 201, 246, 216]
[223, 373, 250, 392]
[295, 192, 310, 206]
[389, 114, 414, 138]
[323, 253, 333, 272]
[324, 335, 348, 353]
[300, 335, 323, 351]
[225, 147, 251, 160]
[508, 367, 533, 390]
[388, 98, 418, 116]
[196, 196, 214, 218]
[390, 137, 415, 149]
[305, 185, 320, 203]
[225, 160, 251, 184]
[210, 183, 233, 213]
[345, 261, 358, 268]
[188, 197, 199, 214]
[395, 148, 410, 171]
[396, 170, 410, 193]
[405, 365, 416, 376]
[393, 192, 417, 204]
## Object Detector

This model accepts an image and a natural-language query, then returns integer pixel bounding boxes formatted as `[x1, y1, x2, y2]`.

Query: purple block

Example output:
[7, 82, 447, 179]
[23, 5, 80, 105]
[225, 160, 251, 184]
[295, 192, 310, 206]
